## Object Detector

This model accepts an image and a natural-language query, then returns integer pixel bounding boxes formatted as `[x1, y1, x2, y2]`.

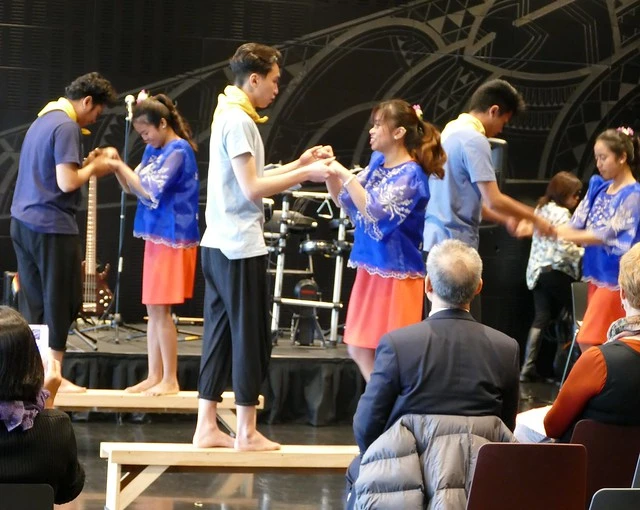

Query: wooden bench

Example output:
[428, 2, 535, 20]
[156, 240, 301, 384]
[54, 389, 263, 434]
[100, 441, 359, 510]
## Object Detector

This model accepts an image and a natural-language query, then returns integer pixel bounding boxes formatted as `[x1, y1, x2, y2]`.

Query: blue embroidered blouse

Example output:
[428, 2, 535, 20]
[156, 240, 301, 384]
[338, 151, 430, 279]
[133, 138, 200, 248]
[570, 175, 640, 289]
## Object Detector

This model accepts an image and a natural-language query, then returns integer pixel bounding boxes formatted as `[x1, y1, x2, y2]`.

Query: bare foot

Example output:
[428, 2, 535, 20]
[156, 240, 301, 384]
[125, 378, 160, 393]
[57, 377, 86, 393]
[235, 431, 281, 451]
[193, 426, 235, 448]
[143, 381, 180, 396]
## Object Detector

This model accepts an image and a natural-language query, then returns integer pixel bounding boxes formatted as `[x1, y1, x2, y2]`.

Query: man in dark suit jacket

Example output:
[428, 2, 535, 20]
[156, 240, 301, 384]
[346, 239, 520, 507]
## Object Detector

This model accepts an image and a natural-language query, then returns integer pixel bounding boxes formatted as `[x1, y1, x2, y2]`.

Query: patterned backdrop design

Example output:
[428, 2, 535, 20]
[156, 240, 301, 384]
[0, 0, 638, 331]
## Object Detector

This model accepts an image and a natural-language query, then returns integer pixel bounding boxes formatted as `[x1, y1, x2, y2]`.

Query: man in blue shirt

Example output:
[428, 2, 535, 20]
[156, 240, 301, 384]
[424, 79, 554, 251]
[11, 72, 117, 392]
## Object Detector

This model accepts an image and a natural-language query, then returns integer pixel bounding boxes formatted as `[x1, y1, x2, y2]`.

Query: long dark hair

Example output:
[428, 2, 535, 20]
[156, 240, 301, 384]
[596, 128, 640, 177]
[133, 94, 197, 151]
[372, 99, 446, 178]
[538, 171, 582, 209]
[0, 307, 44, 403]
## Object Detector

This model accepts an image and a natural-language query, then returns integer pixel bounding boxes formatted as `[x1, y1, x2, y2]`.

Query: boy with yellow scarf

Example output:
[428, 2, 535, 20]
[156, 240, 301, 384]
[193, 43, 334, 451]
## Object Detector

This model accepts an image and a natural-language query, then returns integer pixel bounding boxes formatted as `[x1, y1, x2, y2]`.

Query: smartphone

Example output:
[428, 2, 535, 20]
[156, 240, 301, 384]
[29, 324, 49, 358]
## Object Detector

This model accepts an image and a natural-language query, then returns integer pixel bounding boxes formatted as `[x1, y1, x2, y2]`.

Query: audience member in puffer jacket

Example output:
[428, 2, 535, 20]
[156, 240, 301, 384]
[354, 414, 515, 509]
[345, 240, 520, 509]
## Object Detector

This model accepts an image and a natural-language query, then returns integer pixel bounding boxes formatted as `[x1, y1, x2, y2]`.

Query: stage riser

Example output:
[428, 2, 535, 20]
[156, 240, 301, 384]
[64, 353, 363, 426]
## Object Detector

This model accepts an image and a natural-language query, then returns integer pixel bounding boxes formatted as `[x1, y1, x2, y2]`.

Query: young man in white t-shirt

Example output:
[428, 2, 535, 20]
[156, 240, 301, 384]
[193, 42, 333, 451]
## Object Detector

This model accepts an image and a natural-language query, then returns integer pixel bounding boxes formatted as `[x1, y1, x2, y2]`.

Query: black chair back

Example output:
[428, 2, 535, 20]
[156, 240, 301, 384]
[632, 453, 640, 488]
[589, 488, 640, 510]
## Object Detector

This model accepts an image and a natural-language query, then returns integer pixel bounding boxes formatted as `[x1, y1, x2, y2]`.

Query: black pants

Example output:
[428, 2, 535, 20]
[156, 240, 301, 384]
[531, 270, 575, 329]
[10, 218, 82, 351]
[198, 247, 271, 405]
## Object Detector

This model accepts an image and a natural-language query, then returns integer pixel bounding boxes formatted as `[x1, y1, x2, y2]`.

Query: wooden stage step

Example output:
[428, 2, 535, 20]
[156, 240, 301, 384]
[100, 441, 359, 510]
[54, 389, 264, 434]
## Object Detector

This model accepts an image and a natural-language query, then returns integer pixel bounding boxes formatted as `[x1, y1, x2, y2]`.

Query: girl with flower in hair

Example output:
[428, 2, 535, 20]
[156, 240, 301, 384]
[109, 92, 200, 395]
[325, 99, 446, 381]
[558, 127, 640, 351]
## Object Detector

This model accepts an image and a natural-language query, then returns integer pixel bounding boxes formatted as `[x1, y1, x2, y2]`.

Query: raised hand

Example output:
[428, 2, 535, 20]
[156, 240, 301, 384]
[303, 158, 336, 182]
[99, 146, 122, 160]
[299, 145, 335, 166]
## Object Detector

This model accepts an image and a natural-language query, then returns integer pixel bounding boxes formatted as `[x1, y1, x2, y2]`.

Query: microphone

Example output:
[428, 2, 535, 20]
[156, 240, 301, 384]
[124, 94, 135, 121]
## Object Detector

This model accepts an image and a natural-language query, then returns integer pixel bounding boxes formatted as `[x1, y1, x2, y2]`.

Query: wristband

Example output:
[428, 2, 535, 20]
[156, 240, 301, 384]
[342, 174, 356, 188]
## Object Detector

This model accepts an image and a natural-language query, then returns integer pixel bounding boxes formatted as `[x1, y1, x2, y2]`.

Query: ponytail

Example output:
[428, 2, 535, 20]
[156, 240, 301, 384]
[132, 93, 198, 152]
[413, 120, 446, 179]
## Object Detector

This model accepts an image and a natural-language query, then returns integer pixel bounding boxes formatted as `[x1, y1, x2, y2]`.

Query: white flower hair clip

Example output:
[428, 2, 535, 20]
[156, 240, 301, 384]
[617, 126, 635, 137]
[412, 104, 424, 121]
[136, 89, 149, 104]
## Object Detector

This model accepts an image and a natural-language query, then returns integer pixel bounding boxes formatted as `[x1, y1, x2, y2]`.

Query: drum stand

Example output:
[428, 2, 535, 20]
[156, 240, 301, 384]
[269, 191, 348, 348]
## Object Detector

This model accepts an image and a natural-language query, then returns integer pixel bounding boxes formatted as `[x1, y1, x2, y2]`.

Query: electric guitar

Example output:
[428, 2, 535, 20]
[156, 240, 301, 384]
[81, 175, 113, 316]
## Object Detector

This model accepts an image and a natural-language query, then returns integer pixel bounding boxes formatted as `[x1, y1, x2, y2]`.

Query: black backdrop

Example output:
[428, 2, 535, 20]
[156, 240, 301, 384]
[1, 0, 639, 347]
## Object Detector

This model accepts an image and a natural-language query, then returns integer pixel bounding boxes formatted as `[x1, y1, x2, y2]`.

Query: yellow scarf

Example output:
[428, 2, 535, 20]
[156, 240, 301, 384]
[212, 85, 268, 124]
[443, 112, 486, 137]
[37, 97, 91, 135]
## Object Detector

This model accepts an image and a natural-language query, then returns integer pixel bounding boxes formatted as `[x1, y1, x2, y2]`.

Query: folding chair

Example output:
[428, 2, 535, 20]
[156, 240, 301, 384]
[632, 453, 640, 488]
[571, 419, 640, 504]
[466, 443, 587, 510]
[560, 281, 588, 385]
[0, 484, 54, 510]
[589, 488, 640, 510]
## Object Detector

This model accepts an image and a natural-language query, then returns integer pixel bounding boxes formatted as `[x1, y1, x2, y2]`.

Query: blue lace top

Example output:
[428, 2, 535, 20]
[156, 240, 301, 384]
[570, 175, 640, 289]
[133, 138, 200, 248]
[338, 151, 429, 279]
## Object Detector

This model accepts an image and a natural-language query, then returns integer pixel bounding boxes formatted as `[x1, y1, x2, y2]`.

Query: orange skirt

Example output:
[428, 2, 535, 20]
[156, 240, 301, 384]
[343, 269, 424, 349]
[142, 241, 197, 305]
[576, 283, 625, 347]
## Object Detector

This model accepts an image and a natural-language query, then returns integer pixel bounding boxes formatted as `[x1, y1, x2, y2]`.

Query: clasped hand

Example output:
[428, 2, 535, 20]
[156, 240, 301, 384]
[299, 145, 337, 182]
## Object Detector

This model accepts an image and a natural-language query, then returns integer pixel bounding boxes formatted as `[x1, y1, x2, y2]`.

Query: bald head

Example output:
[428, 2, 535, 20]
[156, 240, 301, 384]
[426, 240, 483, 307]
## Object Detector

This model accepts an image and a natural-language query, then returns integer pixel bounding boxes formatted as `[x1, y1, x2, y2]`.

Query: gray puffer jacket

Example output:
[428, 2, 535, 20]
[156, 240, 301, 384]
[354, 414, 516, 510]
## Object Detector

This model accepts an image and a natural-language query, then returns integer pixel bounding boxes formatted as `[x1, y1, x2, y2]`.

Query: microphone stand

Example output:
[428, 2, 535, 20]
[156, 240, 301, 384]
[108, 99, 146, 343]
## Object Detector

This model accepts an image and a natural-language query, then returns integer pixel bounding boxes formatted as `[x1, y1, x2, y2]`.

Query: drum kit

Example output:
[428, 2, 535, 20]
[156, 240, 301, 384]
[266, 190, 353, 347]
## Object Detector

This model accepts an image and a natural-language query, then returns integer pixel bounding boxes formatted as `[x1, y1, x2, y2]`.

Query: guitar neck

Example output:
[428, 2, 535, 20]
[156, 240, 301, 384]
[85, 175, 97, 275]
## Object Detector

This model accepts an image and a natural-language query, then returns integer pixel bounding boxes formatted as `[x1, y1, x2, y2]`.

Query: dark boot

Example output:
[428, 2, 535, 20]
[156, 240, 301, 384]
[520, 327, 542, 382]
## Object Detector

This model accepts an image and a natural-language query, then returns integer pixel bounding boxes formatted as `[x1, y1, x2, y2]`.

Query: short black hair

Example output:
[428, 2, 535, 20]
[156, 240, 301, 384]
[65, 72, 118, 107]
[469, 79, 526, 117]
[230, 43, 281, 85]
[0, 307, 44, 403]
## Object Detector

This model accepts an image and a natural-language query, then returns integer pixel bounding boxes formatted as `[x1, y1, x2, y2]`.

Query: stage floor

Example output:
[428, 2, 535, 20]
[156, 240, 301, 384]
[66, 320, 350, 360]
